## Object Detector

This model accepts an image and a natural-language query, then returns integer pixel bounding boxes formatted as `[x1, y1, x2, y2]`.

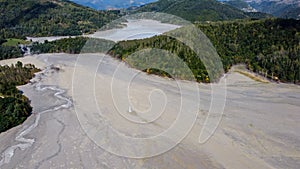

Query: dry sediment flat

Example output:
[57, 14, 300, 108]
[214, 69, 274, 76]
[0, 53, 299, 169]
[27, 19, 181, 43]
[84, 19, 181, 42]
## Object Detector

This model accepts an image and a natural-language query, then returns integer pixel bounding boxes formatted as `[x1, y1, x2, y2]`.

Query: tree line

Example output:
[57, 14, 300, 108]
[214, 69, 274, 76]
[108, 18, 300, 83]
[30, 37, 116, 54]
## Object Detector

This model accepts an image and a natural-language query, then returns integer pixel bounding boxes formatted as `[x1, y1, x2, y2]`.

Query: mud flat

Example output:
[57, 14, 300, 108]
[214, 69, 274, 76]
[26, 19, 181, 44]
[85, 19, 181, 42]
[0, 52, 299, 169]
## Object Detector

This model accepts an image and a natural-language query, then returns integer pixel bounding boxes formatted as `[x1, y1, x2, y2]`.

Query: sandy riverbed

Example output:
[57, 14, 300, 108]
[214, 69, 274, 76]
[27, 19, 181, 43]
[84, 19, 181, 42]
[0, 53, 299, 169]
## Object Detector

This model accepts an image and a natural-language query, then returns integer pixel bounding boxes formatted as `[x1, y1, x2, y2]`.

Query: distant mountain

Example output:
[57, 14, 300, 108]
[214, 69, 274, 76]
[221, 0, 257, 12]
[70, 0, 158, 10]
[0, 0, 119, 38]
[247, 0, 300, 19]
[224, 0, 249, 9]
[222, 0, 300, 19]
[131, 0, 270, 22]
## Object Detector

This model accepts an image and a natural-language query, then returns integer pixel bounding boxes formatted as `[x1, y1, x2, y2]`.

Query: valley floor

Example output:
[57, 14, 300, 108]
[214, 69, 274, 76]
[0, 19, 299, 169]
[0, 53, 299, 169]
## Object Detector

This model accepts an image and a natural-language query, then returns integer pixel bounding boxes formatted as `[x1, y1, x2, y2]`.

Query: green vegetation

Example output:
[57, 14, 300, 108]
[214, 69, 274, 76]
[108, 18, 300, 84]
[0, 0, 120, 61]
[29, 18, 299, 83]
[131, 0, 270, 22]
[31, 37, 88, 54]
[0, 45, 23, 61]
[0, 37, 7, 45]
[2, 38, 30, 47]
[0, 62, 40, 133]
[0, 36, 24, 61]
[108, 35, 215, 82]
[0, 0, 120, 39]
[198, 18, 300, 83]
[31, 37, 116, 54]
[0, 97, 32, 133]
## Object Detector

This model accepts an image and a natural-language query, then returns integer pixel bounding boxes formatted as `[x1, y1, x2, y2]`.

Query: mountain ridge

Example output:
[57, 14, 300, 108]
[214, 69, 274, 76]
[0, 0, 120, 38]
[130, 0, 270, 22]
[223, 0, 300, 19]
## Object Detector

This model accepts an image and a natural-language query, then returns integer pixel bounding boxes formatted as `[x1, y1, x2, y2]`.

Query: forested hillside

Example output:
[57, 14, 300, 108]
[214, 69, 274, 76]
[0, 0, 120, 39]
[108, 35, 211, 82]
[131, 0, 270, 22]
[198, 18, 300, 83]
[0, 62, 40, 133]
[108, 18, 300, 83]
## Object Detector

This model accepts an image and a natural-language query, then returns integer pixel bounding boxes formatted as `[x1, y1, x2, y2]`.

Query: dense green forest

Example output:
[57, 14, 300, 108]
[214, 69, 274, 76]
[0, 37, 24, 61]
[0, 62, 40, 133]
[31, 37, 88, 54]
[131, 0, 270, 22]
[0, 0, 120, 39]
[198, 18, 300, 83]
[0, 0, 120, 61]
[108, 18, 300, 83]
[108, 35, 211, 82]
[0, 45, 23, 60]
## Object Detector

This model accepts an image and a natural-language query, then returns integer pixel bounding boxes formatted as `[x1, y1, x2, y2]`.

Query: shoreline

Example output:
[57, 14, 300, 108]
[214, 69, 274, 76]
[230, 65, 270, 83]
[0, 60, 73, 167]
[25, 19, 181, 44]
